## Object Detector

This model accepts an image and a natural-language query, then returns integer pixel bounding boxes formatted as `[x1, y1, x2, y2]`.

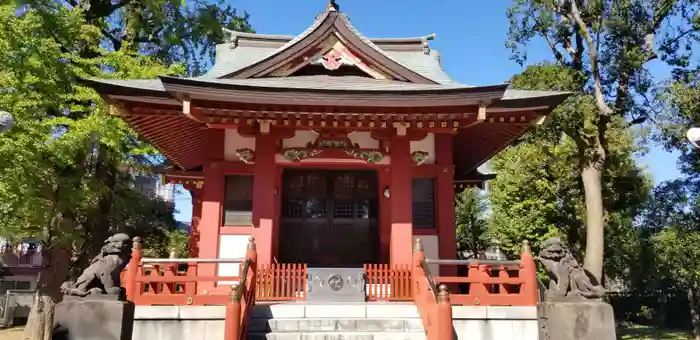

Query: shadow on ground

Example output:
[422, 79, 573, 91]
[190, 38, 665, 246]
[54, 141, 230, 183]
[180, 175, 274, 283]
[617, 325, 692, 340]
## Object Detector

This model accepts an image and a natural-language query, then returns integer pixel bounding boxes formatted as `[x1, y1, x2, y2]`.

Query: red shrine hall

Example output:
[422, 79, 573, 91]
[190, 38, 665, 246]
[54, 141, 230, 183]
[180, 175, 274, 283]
[83, 5, 568, 285]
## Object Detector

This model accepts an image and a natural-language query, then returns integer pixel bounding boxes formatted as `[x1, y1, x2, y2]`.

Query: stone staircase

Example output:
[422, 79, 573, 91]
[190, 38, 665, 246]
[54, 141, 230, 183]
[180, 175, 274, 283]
[248, 303, 426, 340]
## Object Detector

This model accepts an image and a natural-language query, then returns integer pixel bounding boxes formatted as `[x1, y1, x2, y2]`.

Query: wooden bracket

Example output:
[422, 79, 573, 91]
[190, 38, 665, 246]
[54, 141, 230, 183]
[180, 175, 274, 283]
[257, 119, 271, 134]
[182, 99, 206, 123]
[393, 122, 408, 136]
[462, 103, 489, 129]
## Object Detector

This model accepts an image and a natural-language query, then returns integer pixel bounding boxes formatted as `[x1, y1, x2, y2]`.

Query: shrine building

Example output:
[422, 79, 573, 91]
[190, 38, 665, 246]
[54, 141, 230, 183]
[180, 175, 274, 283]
[82, 4, 569, 282]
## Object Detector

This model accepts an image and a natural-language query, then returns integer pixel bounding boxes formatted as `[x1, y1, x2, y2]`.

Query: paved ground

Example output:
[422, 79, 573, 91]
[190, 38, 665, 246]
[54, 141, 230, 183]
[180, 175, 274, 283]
[0, 327, 23, 340]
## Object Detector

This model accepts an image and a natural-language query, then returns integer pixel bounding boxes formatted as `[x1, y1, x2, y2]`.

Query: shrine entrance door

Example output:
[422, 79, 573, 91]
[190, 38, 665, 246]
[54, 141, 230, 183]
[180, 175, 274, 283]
[279, 169, 379, 267]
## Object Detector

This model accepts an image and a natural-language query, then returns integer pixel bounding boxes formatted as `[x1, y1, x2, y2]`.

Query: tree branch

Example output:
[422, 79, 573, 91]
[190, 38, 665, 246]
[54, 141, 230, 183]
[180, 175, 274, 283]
[543, 33, 567, 66]
[642, 1, 678, 63]
[568, 0, 612, 116]
[524, 12, 568, 65]
[658, 28, 697, 55]
[101, 28, 122, 50]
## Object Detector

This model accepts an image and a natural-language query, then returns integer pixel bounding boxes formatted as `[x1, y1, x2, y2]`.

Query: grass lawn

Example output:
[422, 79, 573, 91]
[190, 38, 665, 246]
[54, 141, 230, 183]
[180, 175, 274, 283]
[618, 324, 693, 340]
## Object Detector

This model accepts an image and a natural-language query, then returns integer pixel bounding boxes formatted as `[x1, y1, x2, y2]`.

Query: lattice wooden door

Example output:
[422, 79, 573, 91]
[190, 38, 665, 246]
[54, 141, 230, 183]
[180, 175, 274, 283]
[279, 169, 379, 267]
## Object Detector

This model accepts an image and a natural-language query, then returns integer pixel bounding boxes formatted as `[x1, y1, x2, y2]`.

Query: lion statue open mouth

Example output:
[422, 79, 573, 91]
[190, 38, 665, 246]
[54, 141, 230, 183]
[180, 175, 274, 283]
[537, 237, 605, 301]
[60, 233, 132, 298]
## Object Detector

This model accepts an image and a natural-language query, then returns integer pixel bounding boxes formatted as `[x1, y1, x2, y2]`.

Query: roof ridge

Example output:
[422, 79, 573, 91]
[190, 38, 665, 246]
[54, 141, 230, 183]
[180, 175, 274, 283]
[221, 29, 436, 44]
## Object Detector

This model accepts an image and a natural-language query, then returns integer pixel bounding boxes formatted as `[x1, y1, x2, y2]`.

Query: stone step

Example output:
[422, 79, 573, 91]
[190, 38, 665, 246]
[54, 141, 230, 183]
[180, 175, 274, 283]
[249, 318, 424, 333]
[247, 332, 426, 340]
[251, 302, 419, 319]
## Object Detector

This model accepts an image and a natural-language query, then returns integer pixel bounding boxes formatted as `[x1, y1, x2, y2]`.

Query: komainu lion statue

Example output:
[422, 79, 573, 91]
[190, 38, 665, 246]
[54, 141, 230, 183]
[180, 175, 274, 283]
[60, 233, 133, 297]
[537, 237, 606, 300]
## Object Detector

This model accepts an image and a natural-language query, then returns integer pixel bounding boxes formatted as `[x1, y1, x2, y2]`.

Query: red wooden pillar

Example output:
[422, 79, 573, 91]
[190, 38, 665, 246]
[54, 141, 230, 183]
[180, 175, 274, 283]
[198, 130, 225, 292]
[378, 168, 391, 264]
[435, 134, 457, 278]
[252, 132, 277, 266]
[188, 188, 203, 257]
[389, 136, 413, 266]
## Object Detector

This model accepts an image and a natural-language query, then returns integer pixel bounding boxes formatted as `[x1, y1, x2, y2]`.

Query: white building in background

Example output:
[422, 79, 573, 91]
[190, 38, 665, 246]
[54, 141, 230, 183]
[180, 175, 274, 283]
[133, 175, 175, 203]
[0, 237, 42, 294]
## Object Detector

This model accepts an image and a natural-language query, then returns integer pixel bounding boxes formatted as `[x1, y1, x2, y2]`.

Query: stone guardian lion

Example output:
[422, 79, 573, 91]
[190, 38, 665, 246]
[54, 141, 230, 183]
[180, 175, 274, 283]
[60, 233, 132, 297]
[537, 237, 606, 300]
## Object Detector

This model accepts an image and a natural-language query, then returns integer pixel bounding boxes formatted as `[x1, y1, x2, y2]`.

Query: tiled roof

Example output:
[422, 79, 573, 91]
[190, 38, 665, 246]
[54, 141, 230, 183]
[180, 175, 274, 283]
[202, 44, 458, 85]
[206, 6, 451, 84]
[94, 79, 165, 91]
[84, 76, 569, 100]
[501, 89, 572, 100]
[180, 75, 470, 91]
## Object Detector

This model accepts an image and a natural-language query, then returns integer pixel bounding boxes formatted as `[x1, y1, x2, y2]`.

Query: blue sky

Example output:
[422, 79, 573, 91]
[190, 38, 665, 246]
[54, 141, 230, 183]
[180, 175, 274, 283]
[173, 0, 682, 222]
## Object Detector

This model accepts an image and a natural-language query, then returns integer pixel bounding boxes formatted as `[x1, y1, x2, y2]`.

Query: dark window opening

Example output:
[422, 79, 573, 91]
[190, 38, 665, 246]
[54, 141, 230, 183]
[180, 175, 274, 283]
[223, 175, 254, 225]
[412, 178, 435, 228]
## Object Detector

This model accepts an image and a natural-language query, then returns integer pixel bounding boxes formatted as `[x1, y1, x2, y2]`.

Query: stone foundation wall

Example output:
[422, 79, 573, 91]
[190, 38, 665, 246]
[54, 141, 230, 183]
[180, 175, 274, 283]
[453, 306, 538, 340]
[132, 304, 538, 340]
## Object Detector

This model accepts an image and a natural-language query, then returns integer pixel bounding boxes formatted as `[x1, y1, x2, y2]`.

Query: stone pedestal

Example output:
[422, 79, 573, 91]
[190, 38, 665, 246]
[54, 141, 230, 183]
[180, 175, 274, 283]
[52, 299, 135, 340]
[537, 301, 615, 340]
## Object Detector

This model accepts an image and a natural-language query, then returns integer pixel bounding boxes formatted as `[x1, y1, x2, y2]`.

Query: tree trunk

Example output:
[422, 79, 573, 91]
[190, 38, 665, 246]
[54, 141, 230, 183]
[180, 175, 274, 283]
[688, 286, 700, 340]
[23, 246, 71, 340]
[74, 147, 116, 273]
[580, 146, 606, 284]
[87, 147, 116, 258]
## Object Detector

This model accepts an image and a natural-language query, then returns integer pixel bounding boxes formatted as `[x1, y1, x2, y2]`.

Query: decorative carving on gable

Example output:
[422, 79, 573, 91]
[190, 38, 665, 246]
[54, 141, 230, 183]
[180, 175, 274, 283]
[320, 49, 344, 70]
[279, 129, 386, 163]
[268, 38, 390, 79]
[312, 42, 387, 79]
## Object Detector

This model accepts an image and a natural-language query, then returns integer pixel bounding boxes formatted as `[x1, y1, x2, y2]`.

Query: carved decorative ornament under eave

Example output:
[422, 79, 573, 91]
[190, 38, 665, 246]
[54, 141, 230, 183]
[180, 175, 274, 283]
[411, 151, 429, 165]
[235, 148, 255, 164]
[279, 129, 386, 163]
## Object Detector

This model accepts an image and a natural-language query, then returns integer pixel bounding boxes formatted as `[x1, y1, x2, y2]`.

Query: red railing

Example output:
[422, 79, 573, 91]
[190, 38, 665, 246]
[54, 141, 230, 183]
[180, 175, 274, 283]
[123, 237, 257, 306]
[412, 239, 453, 340]
[224, 240, 257, 340]
[428, 240, 538, 306]
[364, 264, 412, 301]
[256, 263, 307, 301]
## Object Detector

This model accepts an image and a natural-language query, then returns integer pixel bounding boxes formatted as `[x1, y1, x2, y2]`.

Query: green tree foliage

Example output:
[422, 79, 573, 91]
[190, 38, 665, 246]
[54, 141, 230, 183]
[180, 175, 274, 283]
[657, 68, 700, 174]
[0, 1, 251, 338]
[0, 6, 181, 338]
[506, 0, 699, 281]
[634, 179, 700, 338]
[455, 187, 490, 259]
[26, 0, 252, 76]
[488, 64, 651, 283]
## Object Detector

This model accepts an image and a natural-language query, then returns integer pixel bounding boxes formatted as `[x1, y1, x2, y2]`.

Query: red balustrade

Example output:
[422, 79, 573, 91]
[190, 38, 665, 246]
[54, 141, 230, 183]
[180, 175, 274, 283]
[364, 263, 412, 301]
[256, 263, 307, 301]
[224, 238, 257, 340]
[411, 238, 538, 340]
[411, 239, 452, 340]
[428, 240, 538, 306]
[122, 237, 257, 306]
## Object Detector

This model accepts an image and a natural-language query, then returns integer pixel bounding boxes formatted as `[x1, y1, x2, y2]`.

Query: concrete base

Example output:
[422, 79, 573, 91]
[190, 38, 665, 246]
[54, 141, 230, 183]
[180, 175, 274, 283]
[52, 300, 135, 340]
[132, 304, 538, 340]
[537, 301, 616, 340]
